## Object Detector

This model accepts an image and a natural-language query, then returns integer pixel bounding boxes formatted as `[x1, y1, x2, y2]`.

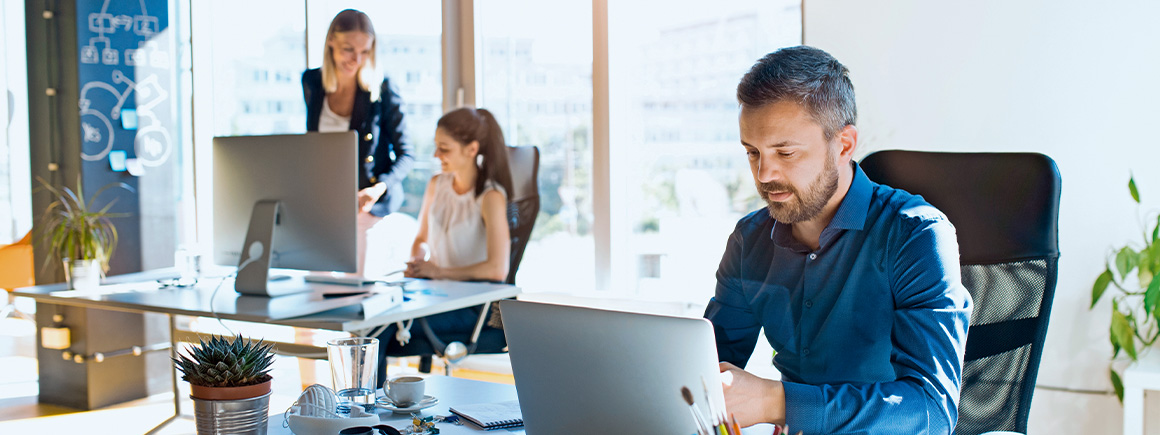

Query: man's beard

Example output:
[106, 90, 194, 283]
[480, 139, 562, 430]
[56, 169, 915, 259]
[757, 152, 839, 223]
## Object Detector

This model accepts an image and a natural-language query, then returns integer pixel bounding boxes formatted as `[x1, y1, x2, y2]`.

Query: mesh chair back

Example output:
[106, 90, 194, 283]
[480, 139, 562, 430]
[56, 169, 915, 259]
[505, 145, 540, 285]
[860, 151, 1061, 435]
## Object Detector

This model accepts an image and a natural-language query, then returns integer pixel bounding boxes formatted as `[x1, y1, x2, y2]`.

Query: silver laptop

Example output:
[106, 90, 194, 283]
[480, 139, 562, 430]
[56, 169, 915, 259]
[500, 300, 727, 435]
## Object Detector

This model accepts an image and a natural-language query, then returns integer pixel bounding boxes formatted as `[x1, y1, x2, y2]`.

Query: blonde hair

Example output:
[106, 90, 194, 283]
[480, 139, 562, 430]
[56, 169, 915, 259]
[321, 9, 380, 101]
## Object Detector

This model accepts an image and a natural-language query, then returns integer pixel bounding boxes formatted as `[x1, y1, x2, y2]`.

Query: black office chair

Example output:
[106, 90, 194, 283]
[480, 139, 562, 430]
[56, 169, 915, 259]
[860, 151, 1061, 435]
[392, 145, 540, 373]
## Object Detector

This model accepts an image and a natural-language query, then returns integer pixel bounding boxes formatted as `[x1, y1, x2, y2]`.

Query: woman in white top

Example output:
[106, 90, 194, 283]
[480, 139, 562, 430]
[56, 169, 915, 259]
[375, 108, 512, 383]
[405, 107, 513, 282]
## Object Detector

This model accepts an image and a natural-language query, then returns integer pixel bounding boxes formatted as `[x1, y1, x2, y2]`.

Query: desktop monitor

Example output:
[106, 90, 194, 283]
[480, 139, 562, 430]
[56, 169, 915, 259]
[213, 132, 358, 296]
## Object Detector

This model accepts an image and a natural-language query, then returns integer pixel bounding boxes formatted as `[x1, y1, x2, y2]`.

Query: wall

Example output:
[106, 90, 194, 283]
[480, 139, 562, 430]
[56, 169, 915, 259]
[805, 0, 1160, 433]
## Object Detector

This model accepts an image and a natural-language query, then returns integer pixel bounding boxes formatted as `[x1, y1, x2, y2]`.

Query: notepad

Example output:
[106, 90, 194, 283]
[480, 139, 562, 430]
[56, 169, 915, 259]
[449, 400, 524, 430]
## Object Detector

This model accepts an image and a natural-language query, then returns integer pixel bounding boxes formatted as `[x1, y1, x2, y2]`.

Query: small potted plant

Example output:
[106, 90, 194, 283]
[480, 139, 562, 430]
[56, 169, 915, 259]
[1092, 175, 1160, 401]
[35, 177, 126, 290]
[173, 334, 276, 434]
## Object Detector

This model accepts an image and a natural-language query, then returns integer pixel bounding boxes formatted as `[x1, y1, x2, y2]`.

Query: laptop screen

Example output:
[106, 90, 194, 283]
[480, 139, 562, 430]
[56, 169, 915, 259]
[501, 300, 726, 435]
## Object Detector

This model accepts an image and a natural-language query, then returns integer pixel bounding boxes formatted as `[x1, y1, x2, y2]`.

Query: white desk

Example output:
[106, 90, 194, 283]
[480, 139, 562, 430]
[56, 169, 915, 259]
[271, 376, 521, 434]
[11, 268, 520, 331]
[267, 376, 775, 435]
[11, 268, 520, 433]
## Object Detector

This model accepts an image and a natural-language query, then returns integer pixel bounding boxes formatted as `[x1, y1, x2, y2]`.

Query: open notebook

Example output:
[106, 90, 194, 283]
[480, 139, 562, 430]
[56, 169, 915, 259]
[449, 400, 523, 430]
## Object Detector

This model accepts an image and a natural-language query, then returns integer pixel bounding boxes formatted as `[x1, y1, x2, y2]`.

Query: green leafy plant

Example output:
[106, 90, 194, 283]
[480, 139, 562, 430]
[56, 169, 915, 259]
[1091, 175, 1160, 402]
[35, 177, 128, 273]
[173, 334, 275, 388]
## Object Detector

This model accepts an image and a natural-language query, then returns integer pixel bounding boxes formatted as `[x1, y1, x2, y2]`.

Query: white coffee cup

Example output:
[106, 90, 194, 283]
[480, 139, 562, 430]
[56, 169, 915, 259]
[387, 376, 426, 407]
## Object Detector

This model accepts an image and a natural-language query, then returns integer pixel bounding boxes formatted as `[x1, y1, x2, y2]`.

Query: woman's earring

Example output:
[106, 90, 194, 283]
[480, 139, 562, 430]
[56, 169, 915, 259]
[476, 154, 484, 167]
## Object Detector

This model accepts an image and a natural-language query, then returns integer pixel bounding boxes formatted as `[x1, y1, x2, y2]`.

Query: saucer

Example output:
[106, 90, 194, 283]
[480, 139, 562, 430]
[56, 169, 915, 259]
[376, 395, 438, 413]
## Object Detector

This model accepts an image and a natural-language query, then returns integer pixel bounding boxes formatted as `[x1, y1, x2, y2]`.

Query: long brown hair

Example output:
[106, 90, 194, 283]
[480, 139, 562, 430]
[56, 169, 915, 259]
[321, 9, 380, 101]
[437, 108, 513, 199]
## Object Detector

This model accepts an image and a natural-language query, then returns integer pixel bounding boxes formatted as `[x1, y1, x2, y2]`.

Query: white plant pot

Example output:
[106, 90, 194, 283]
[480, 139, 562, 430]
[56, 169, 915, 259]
[65, 259, 103, 291]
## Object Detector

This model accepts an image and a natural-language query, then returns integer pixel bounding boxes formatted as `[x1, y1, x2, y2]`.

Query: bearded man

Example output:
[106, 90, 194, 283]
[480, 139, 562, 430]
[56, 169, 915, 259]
[704, 46, 972, 435]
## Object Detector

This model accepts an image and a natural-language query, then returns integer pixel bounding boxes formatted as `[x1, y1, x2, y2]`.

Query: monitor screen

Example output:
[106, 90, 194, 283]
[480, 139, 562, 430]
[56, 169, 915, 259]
[212, 132, 358, 276]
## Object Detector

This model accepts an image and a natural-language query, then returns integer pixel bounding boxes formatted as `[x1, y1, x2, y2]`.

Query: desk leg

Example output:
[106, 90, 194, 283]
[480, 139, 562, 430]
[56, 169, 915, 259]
[169, 314, 181, 417]
[1124, 385, 1144, 435]
[145, 314, 184, 435]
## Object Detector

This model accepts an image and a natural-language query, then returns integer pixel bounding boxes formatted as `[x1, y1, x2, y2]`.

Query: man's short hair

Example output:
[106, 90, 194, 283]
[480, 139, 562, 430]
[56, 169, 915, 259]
[737, 46, 857, 141]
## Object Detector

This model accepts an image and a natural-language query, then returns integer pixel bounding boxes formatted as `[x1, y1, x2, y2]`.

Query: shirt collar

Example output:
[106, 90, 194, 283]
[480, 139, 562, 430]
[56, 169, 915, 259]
[829, 161, 872, 231]
[768, 161, 874, 246]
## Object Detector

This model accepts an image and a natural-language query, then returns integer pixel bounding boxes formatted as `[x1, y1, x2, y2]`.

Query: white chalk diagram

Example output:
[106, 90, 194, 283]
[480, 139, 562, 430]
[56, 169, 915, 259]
[80, 0, 165, 67]
[79, 70, 171, 167]
[78, 0, 172, 167]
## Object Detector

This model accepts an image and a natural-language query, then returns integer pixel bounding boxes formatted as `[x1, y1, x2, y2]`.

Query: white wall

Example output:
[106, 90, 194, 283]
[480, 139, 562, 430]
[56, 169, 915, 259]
[806, 1, 1160, 433]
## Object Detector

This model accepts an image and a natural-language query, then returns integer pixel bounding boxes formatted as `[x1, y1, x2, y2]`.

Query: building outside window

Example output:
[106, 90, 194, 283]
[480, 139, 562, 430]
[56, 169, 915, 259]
[477, 0, 596, 294]
[608, 0, 802, 304]
[211, 0, 306, 137]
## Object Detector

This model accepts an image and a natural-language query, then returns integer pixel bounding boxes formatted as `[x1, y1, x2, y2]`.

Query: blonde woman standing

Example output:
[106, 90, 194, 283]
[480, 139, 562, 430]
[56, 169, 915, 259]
[302, 9, 412, 276]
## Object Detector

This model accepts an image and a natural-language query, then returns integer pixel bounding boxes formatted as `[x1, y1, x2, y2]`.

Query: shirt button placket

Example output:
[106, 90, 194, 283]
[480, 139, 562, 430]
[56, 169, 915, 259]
[802, 251, 818, 366]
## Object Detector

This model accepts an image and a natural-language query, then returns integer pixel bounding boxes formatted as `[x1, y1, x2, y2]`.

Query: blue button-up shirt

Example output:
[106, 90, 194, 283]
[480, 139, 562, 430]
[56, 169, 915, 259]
[705, 162, 972, 435]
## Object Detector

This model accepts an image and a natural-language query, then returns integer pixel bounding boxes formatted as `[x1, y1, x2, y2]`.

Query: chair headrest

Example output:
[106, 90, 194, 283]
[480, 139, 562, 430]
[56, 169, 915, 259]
[506, 146, 540, 202]
[860, 151, 1061, 264]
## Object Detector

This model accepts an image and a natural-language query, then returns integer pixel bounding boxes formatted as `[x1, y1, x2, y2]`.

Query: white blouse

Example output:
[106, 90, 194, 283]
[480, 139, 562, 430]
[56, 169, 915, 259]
[426, 173, 507, 269]
[318, 96, 351, 133]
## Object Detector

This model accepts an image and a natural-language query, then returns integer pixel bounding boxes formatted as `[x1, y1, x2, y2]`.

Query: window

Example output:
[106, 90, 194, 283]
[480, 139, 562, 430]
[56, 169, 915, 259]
[477, 0, 595, 294]
[0, 1, 30, 244]
[608, 0, 801, 303]
[307, 1, 443, 218]
[210, 0, 306, 136]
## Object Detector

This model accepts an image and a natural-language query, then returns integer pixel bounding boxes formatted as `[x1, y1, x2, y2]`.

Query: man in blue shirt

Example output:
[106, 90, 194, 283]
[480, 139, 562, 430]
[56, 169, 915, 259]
[705, 46, 972, 434]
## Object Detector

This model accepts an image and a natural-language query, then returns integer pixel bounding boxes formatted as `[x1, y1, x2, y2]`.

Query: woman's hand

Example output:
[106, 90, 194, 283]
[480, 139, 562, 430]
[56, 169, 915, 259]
[357, 183, 387, 213]
[404, 258, 442, 279]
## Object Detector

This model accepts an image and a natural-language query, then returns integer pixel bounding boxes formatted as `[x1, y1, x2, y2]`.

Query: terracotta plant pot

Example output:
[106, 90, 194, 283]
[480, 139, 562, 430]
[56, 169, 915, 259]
[190, 379, 272, 401]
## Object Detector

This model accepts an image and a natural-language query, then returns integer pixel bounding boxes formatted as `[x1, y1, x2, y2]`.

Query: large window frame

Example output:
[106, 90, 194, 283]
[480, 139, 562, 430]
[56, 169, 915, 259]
[187, 0, 801, 298]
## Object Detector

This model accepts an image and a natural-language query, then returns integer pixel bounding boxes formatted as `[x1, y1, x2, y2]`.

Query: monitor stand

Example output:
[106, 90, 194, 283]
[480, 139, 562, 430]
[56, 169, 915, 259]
[235, 200, 311, 297]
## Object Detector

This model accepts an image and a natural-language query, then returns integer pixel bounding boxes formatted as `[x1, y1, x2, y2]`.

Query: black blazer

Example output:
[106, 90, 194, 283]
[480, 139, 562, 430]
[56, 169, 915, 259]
[302, 68, 414, 216]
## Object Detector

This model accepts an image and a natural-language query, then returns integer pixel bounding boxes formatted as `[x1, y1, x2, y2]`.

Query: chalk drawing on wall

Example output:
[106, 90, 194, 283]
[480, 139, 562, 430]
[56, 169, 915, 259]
[77, 0, 173, 167]
[79, 70, 170, 166]
[81, 0, 167, 70]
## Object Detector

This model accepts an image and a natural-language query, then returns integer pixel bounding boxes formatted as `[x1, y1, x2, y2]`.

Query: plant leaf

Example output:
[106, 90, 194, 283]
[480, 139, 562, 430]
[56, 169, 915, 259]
[1154, 214, 1160, 242]
[1112, 309, 1138, 360]
[1093, 268, 1114, 309]
[1117, 247, 1138, 279]
[1112, 368, 1125, 403]
[1131, 176, 1141, 203]
[1147, 274, 1160, 315]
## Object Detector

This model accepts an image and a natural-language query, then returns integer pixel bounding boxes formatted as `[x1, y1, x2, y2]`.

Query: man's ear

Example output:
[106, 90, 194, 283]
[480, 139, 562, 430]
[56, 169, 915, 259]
[836, 125, 858, 161]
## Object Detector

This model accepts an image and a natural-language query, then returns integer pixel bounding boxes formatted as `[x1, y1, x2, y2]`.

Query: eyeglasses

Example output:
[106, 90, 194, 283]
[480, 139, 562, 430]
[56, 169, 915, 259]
[156, 277, 198, 289]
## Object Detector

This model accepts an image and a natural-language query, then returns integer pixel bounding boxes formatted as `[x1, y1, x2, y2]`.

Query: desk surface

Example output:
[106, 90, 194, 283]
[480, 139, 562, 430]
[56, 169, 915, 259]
[11, 268, 520, 331]
[272, 376, 521, 435]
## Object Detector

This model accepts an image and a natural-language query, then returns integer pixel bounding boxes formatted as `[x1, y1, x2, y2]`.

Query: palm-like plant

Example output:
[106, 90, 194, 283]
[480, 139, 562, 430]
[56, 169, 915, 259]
[173, 335, 275, 388]
[35, 177, 127, 273]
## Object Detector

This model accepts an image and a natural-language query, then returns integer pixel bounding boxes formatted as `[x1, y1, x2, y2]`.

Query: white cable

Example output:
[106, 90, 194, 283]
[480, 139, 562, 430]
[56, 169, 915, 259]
[208, 273, 237, 336]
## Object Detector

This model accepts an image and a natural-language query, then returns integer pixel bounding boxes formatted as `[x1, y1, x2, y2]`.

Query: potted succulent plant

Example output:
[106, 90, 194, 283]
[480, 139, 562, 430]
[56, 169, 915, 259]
[35, 177, 127, 290]
[1092, 175, 1160, 401]
[173, 334, 276, 434]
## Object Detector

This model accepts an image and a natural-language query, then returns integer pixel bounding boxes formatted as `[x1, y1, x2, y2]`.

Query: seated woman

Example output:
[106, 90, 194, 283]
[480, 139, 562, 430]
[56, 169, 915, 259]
[376, 107, 513, 383]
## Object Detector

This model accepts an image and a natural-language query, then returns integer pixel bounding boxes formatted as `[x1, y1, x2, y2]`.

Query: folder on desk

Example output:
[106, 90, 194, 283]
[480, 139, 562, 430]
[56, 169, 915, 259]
[449, 399, 524, 430]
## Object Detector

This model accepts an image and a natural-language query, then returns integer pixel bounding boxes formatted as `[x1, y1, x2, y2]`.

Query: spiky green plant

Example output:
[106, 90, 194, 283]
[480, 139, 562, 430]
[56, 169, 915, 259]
[173, 335, 275, 388]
